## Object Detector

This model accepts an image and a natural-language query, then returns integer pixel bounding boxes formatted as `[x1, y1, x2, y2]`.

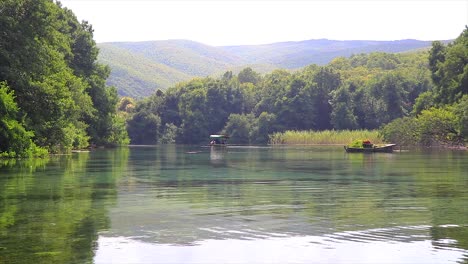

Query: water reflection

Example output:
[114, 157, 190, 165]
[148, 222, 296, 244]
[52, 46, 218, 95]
[209, 146, 226, 167]
[0, 148, 129, 264]
[96, 146, 468, 263]
[1, 146, 467, 263]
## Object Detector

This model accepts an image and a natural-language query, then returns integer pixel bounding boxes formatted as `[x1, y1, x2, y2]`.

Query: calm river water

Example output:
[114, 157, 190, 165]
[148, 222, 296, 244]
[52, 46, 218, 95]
[0, 145, 467, 264]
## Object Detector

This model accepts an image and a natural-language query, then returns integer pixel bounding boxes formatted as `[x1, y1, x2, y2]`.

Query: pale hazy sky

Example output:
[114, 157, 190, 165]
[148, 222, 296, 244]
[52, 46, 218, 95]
[59, 0, 468, 46]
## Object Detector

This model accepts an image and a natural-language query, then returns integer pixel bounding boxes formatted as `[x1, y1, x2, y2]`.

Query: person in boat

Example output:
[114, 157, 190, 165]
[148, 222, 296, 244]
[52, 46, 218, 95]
[209, 135, 229, 145]
[363, 139, 373, 148]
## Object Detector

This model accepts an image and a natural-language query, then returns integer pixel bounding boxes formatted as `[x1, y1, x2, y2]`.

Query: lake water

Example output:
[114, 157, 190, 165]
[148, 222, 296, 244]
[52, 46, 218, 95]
[1, 145, 467, 264]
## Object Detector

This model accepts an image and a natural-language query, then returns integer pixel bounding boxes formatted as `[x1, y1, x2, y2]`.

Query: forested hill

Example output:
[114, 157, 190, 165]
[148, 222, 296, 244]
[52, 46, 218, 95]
[98, 39, 442, 98]
[123, 27, 468, 146]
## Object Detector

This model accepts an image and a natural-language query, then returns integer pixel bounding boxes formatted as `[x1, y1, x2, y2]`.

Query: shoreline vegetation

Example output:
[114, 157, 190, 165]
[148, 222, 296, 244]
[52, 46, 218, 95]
[269, 130, 383, 145]
[1, 0, 466, 158]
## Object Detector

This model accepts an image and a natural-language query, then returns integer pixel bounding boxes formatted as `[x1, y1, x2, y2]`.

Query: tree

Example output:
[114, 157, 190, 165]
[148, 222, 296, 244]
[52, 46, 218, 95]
[0, 0, 128, 152]
[412, 91, 435, 116]
[222, 114, 254, 144]
[380, 117, 420, 147]
[238, 67, 260, 85]
[330, 86, 358, 130]
[160, 123, 178, 144]
[429, 41, 446, 86]
[276, 78, 315, 130]
[381, 107, 462, 147]
[0, 83, 46, 157]
[453, 95, 468, 141]
[430, 27, 468, 105]
[310, 67, 341, 130]
[254, 69, 291, 116]
[0, 0, 92, 152]
[176, 81, 209, 143]
[417, 107, 461, 146]
[369, 72, 410, 124]
[251, 112, 277, 144]
[127, 110, 161, 144]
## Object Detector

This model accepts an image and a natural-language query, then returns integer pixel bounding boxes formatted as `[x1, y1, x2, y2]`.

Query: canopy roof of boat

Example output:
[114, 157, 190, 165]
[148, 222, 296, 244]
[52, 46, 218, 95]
[210, 135, 230, 139]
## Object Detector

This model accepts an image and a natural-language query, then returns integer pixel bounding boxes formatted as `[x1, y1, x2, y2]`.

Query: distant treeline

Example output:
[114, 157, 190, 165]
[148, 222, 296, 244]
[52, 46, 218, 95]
[121, 27, 467, 147]
[98, 39, 438, 99]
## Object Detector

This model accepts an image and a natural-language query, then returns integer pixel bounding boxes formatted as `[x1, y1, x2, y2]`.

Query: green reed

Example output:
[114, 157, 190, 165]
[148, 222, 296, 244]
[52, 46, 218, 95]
[269, 130, 383, 145]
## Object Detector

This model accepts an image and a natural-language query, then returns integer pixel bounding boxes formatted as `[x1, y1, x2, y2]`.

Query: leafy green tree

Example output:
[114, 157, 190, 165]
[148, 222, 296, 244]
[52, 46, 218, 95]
[430, 27, 468, 105]
[160, 123, 178, 144]
[238, 67, 261, 85]
[0, 83, 46, 157]
[412, 91, 435, 116]
[369, 72, 410, 124]
[106, 114, 130, 146]
[308, 67, 341, 130]
[205, 79, 243, 134]
[239, 82, 258, 114]
[176, 80, 209, 143]
[380, 117, 420, 147]
[0, 0, 91, 152]
[222, 114, 254, 144]
[276, 78, 315, 130]
[417, 107, 461, 146]
[330, 86, 358, 130]
[57, 5, 128, 146]
[251, 112, 277, 144]
[366, 52, 400, 70]
[429, 41, 446, 86]
[127, 110, 161, 144]
[254, 69, 291, 116]
[381, 107, 462, 147]
[160, 88, 182, 127]
[222, 71, 234, 82]
[453, 95, 468, 141]
[0, 0, 128, 152]
[125, 92, 166, 144]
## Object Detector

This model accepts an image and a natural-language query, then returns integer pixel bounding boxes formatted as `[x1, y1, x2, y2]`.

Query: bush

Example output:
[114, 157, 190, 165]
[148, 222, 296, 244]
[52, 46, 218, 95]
[380, 106, 464, 147]
[0, 83, 47, 158]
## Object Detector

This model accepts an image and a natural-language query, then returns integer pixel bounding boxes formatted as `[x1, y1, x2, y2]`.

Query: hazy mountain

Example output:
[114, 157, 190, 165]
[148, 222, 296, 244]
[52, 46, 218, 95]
[98, 38, 440, 98]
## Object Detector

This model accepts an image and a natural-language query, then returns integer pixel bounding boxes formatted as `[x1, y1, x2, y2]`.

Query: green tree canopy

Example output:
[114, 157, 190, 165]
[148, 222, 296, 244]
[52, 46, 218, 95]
[429, 27, 468, 105]
[0, 0, 128, 154]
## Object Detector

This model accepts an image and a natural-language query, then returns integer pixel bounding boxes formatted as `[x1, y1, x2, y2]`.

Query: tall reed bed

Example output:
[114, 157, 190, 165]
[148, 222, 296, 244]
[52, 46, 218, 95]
[269, 130, 382, 145]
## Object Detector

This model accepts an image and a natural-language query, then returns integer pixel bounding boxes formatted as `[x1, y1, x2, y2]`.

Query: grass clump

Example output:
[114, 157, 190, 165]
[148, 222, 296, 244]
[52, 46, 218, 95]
[269, 130, 382, 145]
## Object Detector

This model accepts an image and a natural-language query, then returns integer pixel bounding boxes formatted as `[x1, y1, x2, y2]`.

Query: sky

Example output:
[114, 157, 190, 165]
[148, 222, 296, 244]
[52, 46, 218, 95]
[59, 0, 468, 46]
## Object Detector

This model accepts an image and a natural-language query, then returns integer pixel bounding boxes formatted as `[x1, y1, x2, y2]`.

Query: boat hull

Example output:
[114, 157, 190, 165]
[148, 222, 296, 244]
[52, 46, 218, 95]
[344, 144, 396, 153]
[210, 144, 227, 147]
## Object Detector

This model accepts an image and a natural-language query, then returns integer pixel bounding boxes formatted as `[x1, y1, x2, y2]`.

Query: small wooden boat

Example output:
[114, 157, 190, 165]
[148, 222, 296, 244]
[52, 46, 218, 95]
[209, 134, 229, 147]
[344, 139, 396, 153]
[344, 144, 396, 153]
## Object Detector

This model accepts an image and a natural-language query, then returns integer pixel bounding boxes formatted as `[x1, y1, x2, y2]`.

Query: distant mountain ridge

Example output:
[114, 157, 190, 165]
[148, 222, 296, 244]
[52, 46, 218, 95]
[97, 38, 443, 98]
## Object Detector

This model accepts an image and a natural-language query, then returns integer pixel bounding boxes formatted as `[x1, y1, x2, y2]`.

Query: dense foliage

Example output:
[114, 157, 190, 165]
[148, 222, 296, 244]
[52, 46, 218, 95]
[126, 48, 437, 144]
[126, 27, 467, 147]
[381, 27, 468, 147]
[0, 0, 128, 157]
